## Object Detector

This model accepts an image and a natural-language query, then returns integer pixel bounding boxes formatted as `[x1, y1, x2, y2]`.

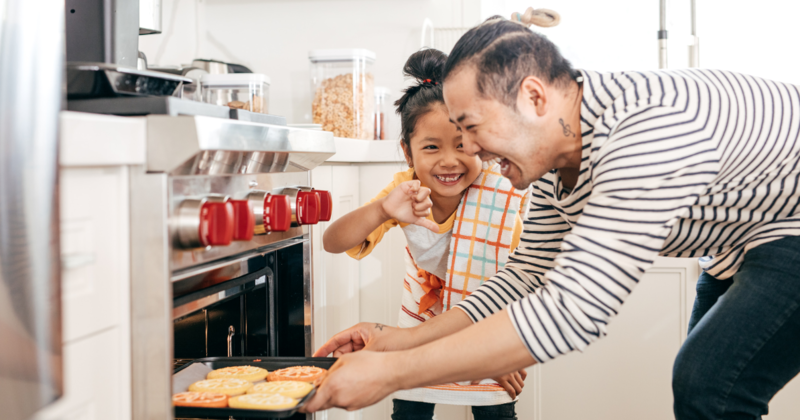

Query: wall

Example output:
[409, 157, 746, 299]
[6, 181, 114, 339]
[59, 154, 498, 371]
[480, 0, 659, 71]
[139, 0, 482, 142]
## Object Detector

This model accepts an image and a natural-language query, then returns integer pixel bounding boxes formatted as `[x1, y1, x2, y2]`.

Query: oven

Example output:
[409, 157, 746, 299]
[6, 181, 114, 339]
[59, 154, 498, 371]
[129, 115, 334, 420]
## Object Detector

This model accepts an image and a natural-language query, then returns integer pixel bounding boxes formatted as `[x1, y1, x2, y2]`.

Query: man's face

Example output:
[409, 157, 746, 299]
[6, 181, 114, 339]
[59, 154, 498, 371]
[443, 65, 558, 189]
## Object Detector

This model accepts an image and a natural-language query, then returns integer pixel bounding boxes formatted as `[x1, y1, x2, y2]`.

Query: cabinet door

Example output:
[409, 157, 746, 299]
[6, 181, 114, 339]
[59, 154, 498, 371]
[518, 258, 698, 420]
[32, 328, 128, 420]
[60, 167, 130, 343]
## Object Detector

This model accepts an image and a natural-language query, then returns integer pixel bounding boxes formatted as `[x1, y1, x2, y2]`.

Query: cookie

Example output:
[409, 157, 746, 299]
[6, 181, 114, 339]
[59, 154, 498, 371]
[207, 365, 269, 382]
[267, 366, 327, 383]
[247, 381, 313, 398]
[188, 378, 253, 396]
[228, 393, 298, 410]
[172, 391, 228, 408]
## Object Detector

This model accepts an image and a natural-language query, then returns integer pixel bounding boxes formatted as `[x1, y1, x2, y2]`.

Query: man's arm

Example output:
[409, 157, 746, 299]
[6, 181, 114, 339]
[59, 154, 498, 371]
[314, 190, 566, 357]
[305, 308, 535, 412]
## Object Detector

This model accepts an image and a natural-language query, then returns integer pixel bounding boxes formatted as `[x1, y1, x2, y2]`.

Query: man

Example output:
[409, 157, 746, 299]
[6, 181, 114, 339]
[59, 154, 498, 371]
[304, 17, 800, 419]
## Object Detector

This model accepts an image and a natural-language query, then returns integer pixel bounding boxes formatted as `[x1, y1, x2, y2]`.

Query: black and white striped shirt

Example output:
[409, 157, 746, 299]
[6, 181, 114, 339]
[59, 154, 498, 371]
[454, 69, 800, 363]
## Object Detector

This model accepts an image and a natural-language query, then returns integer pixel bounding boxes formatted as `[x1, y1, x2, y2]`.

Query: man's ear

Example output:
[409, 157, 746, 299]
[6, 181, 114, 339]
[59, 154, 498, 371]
[401, 142, 414, 168]
[517, 76, 547, 117]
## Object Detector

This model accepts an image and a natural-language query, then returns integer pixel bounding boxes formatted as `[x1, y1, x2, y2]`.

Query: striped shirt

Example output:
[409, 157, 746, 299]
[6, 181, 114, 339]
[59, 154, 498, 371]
[454, 69, 800, 363]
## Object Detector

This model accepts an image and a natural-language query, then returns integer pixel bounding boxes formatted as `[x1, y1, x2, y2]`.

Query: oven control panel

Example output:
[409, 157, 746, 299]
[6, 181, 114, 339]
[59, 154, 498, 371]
[174, 186, 332, 250]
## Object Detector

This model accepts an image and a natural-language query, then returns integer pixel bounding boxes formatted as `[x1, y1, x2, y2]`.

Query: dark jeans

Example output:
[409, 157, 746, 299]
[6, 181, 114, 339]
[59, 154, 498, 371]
[674, 236, 800, 420]
[392, 399, 517, 420]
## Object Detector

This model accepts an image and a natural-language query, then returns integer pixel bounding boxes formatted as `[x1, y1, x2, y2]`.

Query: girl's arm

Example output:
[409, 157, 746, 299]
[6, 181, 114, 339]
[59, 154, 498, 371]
[323, 180, 438, 254]
[323, 199, 393, 254]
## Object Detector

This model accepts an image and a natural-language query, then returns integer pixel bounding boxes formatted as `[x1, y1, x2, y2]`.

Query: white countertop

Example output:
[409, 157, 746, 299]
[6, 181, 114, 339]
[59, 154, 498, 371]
[60, 111, 146, 167]
[327, 137, 406, 163]
[60, 111, 405, 166]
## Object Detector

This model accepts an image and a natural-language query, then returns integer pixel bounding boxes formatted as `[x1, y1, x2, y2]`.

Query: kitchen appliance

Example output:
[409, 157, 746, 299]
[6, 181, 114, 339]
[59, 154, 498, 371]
[129, 116, 335, 420]
[0, 0, 64, 419]
[65, 0, 200, 115]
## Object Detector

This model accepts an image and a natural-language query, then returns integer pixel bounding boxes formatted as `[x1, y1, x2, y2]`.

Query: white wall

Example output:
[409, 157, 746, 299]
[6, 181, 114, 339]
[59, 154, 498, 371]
[480, 0, 659, 71]
[697, 0, 800, 85]
[481, 0, 800, 85]
[139, 0, 482, 141]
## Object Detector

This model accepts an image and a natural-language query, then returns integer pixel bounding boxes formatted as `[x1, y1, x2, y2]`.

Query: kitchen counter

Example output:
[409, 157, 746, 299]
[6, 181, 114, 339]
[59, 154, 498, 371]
[60, 111, 146, 167]
[328, 138, 405, 163]
[61, 111, 405, 166]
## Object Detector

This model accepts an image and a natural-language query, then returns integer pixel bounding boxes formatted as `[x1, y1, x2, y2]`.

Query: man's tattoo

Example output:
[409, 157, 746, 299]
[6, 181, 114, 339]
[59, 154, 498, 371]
[375, 323, 385, 331]
[559, 118, 576, 138]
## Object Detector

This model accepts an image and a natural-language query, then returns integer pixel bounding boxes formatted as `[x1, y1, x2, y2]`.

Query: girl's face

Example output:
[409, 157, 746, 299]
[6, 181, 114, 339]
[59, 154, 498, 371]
[404, 104, 483, 198]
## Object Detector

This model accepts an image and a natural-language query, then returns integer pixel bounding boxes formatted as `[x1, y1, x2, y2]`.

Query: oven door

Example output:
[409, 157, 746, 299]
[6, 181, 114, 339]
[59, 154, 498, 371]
[173, 241, 311, 365]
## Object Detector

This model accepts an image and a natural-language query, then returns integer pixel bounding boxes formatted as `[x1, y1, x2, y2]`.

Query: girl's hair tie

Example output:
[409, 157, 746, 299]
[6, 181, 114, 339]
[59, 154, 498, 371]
[421, 79, 439, 86]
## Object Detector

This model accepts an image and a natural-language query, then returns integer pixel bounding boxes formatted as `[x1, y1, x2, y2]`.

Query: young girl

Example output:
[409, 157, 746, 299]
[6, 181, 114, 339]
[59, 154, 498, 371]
[323, 49, 528, 420]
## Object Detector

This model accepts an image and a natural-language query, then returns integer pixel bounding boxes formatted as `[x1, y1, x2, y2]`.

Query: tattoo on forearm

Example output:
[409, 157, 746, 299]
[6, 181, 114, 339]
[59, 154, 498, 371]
[375, 323, 385, 331]
[559, 118, 576, 138]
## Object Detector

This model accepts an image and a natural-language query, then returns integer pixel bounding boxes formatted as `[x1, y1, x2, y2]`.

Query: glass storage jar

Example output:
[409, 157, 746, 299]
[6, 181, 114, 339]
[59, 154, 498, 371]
[201, 73, 270, 114]
[374, 86, 391, 140]
[309, 49, 375, 139]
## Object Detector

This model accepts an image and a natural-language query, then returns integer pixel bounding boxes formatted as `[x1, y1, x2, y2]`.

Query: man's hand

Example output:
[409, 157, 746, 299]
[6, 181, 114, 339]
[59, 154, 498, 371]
[473, 369, 527, 399]
[313, 322, 409, 357]
[303, 351, 400, 413]
[381, 180, 438, 233]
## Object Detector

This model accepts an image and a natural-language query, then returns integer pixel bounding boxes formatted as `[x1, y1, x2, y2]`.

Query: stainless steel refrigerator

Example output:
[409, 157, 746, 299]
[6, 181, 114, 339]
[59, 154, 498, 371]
[0, 0, 64, 419]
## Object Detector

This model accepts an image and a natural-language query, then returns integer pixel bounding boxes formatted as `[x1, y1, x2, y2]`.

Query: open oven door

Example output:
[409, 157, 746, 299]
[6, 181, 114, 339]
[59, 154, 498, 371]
[0, 0, 65, 419]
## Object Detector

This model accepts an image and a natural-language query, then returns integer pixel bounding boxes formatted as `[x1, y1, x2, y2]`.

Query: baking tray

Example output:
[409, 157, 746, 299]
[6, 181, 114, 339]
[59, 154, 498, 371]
[173, 356, 337, 419]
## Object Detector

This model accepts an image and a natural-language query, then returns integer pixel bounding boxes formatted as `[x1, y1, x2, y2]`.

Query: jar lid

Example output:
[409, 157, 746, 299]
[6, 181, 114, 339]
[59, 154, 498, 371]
[308, 49, 376, 63]
[374, 86, 391, 98]
[200, 73, 271, 86]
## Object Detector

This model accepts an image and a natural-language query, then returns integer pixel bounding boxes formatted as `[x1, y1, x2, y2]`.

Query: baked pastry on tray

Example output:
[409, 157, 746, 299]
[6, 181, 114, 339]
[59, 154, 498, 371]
[247, 381, 313, 398]
[207, 365, 269, 382]
[228, 393, 299, 410]
[188, 378, 253, 396]
[267, 366, 327, 383]
[172, 391, 228, 408]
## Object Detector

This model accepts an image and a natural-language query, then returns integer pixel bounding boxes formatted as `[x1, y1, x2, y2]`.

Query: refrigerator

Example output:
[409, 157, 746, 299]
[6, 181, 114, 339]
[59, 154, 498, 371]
[0, 0, 64, 419]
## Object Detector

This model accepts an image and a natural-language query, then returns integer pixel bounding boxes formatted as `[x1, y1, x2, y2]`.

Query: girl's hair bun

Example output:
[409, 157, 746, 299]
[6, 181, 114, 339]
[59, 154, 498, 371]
[395, 49, 448, 151]
[403, 48, 447, 86]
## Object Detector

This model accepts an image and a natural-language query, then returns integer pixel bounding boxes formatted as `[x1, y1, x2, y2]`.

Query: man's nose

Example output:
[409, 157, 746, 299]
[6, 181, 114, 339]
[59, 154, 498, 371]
[461, 134, 481, 157]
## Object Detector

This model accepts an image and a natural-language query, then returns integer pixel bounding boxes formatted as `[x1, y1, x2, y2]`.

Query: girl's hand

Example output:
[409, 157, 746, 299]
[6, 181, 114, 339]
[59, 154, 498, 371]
[472, 369, 527, 399]
[381, 180, 438, 233]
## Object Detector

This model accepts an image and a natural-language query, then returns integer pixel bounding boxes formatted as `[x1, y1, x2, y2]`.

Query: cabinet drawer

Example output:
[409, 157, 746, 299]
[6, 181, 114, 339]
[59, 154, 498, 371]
[32, 327, 129, 420]
[60, 167, 129, 343]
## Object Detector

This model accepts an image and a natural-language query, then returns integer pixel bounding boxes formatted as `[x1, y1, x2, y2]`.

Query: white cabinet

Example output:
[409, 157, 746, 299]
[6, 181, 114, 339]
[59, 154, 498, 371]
[521, 258, 697, 420]
[34, 166, 132, 420]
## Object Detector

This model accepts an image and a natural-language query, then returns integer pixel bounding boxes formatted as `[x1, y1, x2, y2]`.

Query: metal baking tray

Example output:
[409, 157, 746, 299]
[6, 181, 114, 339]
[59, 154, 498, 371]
[173, 356, 337, 419]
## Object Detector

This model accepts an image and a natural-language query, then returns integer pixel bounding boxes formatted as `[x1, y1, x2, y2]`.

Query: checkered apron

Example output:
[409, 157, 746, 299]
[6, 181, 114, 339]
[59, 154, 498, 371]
[394, 162, 528, 405]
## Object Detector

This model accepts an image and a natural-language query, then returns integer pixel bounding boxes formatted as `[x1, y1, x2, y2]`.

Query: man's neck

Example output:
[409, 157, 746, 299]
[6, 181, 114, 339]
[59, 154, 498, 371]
[556, 82, 584, 189]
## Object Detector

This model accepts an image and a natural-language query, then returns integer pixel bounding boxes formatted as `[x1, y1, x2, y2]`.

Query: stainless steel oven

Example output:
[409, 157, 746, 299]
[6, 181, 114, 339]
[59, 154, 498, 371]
[129, 116, 334, 420]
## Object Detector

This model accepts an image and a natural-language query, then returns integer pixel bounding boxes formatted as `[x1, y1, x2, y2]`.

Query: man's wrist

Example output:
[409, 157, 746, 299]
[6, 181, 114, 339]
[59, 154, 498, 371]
[386, 348, 416, 391]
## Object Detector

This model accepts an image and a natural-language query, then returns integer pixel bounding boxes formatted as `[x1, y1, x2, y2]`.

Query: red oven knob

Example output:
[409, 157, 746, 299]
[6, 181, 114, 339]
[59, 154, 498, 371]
[264, 194, 291, 232]
[296, 191, 320, 225]
[230, 200, 254, 241]
[315, 190, 332, 222]
[199, 201, 234, 246]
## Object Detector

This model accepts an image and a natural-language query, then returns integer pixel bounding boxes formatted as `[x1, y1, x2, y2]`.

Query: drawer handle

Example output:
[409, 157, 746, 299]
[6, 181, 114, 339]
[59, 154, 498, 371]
[61, 253, 96, 270]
